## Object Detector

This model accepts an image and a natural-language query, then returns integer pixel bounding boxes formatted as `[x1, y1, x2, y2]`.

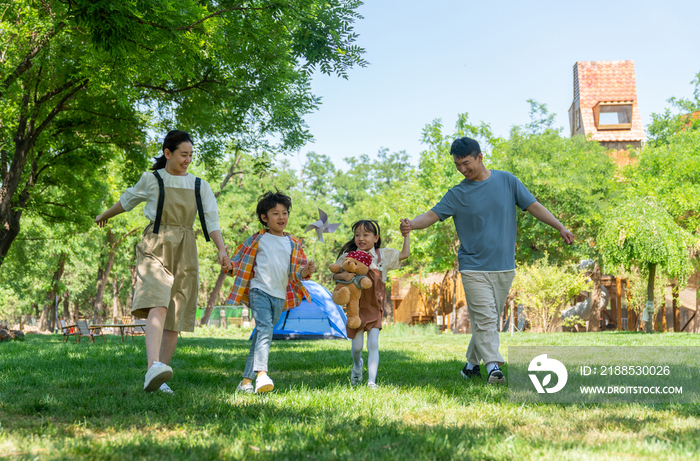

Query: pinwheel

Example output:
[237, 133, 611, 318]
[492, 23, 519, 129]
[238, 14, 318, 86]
[304, 208, 340, 260]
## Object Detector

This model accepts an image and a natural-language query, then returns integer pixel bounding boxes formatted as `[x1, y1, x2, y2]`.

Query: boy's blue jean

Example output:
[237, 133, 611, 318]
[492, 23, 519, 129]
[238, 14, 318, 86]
[243, 288, 285, 379]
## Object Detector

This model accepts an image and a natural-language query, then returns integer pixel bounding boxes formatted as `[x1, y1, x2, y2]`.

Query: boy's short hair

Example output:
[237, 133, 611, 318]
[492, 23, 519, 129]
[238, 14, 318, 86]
[256, 190, 292, 227]
[450, 137, 481, 159]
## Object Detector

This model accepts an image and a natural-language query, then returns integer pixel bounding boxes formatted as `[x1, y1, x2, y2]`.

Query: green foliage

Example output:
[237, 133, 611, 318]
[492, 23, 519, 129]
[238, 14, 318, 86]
[646, 70, 700, 147]
[511, 256, 591, 332]
[622, 129, 700, 233]
[598, 196, 695, 284]
[0, 0, 368, 266]
[491, 106, 619, 264]
[561, 315, 586, 330]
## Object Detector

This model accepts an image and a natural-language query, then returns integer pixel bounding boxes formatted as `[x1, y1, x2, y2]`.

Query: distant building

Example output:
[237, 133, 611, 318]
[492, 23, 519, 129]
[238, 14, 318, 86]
[568, 60, 644, 166]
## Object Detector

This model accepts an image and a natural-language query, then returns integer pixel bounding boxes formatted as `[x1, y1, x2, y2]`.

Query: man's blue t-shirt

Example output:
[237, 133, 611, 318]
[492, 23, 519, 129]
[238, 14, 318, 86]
[431, 170, 536, 272]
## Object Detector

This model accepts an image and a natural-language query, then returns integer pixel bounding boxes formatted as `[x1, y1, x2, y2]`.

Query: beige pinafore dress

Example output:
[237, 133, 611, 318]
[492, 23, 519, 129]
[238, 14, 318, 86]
[131, 186, 199, 332]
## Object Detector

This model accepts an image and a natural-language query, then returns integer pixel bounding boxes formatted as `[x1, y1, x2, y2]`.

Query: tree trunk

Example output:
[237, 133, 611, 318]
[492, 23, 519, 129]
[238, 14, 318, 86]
[71, 300, 80, 322]
[201, 269, 228, 326]
[62, 291, 70, 319]
[451, 263, 459, 333]
[435, 269, 449, 330]
[644, 262, 656, 333]
[673, 284, 680, 332]
[38, 254, 66, 331]
[94, 229, 116, 316]
[127, 243, 138, 313]
[587, 261, 603, 332]
[111, 274, 121, 323]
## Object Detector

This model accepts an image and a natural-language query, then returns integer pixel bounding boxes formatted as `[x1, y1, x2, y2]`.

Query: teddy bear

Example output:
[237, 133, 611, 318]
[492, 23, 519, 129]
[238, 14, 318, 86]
[329, 250, 373, 330]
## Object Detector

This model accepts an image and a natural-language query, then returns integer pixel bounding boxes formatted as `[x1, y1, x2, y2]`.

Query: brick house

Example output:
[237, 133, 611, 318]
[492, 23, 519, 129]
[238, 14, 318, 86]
[568, 60, 644, 166]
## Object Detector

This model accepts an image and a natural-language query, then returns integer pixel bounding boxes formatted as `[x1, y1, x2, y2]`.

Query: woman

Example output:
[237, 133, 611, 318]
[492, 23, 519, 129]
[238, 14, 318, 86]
[95, 130, 228, 393]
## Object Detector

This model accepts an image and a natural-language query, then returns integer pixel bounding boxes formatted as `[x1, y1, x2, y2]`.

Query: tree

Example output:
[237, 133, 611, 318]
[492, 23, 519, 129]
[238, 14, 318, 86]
[646, 70, 700, 147]
[598, 197, 696, 333]
[0, 0, 367, 265]
[490, 102, 619, 265]
[622, 129, 700, 233]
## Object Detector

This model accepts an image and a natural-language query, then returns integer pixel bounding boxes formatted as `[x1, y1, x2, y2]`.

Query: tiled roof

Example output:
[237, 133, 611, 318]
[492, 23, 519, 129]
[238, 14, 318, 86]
[575, 60, 644, 142]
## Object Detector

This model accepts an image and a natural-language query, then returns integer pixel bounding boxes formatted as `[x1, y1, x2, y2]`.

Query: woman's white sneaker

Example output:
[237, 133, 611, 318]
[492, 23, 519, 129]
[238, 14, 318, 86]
[159, 382, 174, 394]
[144, 362, 173, 392]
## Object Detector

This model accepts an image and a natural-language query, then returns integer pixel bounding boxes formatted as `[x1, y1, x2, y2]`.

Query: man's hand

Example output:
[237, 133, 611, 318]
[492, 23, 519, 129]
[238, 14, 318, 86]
[400, 218, 412, 236]
[302, 261, 316, 278]
[560, 228, 574, 245]
[94, 214, 108, 228]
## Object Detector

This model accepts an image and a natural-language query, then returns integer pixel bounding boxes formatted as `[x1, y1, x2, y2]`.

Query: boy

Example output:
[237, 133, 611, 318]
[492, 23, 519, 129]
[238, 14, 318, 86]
[223, 191, 316, 393]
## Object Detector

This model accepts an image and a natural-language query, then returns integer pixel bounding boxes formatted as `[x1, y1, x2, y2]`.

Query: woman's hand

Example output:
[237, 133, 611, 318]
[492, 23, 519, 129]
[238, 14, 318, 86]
[95, 214, 108, 228]
[218, 250, 231, 273]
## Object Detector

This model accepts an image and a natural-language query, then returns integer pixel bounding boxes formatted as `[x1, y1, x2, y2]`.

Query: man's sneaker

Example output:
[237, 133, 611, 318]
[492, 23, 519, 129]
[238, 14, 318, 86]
[255, 374, 274, 393]
[236, 381, 254, 394]
[367, 382, 378, 390]
[351, 358, 363, 385]
[144, 362, 173, 392]
[461, 363, 481, 379]
[159, 383, 174, 394]
[487, 365, 506, 384]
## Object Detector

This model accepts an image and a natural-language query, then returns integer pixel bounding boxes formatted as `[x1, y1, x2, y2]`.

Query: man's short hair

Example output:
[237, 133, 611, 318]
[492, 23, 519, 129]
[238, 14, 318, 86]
[256, 190, 292, 227]
[450, 137, 481, 159]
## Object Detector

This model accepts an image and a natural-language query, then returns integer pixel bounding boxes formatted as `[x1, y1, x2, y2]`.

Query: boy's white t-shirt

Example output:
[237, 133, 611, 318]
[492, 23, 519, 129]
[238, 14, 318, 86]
[250, 232, 292, 300]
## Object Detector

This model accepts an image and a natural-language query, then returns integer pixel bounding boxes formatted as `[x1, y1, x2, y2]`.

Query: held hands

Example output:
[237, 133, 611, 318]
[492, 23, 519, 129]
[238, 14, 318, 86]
[301, 261, 316, 278]
[400, 218, 412, 236]
[219, 251, 232, 273]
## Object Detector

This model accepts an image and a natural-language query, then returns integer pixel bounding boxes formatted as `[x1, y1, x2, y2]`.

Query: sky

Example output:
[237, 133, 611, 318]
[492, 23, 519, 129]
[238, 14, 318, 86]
[292, 0, 700, 171]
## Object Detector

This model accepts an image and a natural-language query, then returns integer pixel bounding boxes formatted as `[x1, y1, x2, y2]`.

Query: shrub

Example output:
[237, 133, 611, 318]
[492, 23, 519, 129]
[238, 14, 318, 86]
[511, 257, 591, 332]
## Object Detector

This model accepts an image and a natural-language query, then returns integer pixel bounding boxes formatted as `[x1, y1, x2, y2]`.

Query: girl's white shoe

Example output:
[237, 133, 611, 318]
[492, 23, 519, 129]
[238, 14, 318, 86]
[351, 358, 363, 385]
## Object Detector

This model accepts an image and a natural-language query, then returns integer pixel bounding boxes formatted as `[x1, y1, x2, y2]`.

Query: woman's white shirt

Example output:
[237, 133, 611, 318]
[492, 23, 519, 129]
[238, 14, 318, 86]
[119, 169, 220, 234]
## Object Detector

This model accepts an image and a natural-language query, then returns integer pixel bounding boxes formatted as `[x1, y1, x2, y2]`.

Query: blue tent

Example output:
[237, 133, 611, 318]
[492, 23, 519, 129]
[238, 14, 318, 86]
[250, 281, 348, 340]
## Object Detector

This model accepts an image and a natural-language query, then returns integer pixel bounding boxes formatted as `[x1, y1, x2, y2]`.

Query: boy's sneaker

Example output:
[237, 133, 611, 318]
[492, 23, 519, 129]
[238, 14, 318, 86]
[351, 358, 363, 385]
[255, 374, 274, 393]
[236, 381, 254, 394]
[367, 382, 378, 390]
[159, 383, 174, 394]
[144, 362, 173, 392]
[487, 365, 506, 385]
[461, 363, 481, 379]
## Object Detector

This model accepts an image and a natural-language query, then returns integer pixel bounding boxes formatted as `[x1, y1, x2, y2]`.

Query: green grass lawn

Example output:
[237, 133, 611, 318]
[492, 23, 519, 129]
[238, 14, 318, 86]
[2, 325, 700, 460]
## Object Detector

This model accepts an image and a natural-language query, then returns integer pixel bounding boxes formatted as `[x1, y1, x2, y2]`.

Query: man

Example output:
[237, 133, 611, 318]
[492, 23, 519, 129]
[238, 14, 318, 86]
[400, 137, 573, 384]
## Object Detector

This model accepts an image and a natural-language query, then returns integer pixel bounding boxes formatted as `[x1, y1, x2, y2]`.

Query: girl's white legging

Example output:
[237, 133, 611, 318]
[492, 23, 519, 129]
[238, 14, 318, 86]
[351, 328, 380, 384]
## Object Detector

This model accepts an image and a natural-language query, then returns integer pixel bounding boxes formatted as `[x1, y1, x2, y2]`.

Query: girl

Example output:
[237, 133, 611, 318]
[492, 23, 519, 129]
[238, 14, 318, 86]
[333, 220, 410, 389]
[95, 130, 229, 393]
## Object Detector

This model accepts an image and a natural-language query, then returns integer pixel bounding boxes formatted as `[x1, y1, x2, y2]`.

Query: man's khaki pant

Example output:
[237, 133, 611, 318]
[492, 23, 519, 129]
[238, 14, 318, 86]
[460, 270, 515, 366]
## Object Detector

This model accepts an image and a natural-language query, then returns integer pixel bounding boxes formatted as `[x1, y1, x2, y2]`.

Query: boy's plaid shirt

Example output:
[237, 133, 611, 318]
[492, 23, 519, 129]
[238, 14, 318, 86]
[225, 229, 311, 310]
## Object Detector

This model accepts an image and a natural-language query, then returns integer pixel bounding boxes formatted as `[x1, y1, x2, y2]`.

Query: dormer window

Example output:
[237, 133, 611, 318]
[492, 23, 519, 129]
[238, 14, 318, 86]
[593, 101, 633, 130]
